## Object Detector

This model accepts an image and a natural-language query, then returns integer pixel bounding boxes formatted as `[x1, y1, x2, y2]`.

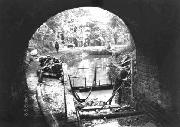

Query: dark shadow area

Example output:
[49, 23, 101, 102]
[0, 0, 180, 127]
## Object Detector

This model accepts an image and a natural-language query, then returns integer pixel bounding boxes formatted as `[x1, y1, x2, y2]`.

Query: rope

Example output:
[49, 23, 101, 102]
[84, 86, 93, 101]
[68, 75, 84, 103]
[68, 75, 93, 103]
[99, 81, 124, 110]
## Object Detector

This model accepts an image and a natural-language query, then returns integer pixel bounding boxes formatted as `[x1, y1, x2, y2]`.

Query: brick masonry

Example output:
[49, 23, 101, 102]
[135, 54, 161, 103]
[0, 0, 180, 126]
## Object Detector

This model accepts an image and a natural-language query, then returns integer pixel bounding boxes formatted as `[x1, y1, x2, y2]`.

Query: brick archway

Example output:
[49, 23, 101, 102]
[0, 0, 180, 126]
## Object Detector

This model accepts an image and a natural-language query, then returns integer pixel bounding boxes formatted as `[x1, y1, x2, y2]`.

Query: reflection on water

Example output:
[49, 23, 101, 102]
[67, 55, 112, 87]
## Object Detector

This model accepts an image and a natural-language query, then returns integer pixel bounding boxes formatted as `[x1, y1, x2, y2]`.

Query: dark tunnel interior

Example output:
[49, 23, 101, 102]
[0, 0, 180, 127]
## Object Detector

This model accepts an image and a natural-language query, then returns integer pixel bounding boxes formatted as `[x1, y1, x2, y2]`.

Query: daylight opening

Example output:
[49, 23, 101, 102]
[25, 7, 139, 127]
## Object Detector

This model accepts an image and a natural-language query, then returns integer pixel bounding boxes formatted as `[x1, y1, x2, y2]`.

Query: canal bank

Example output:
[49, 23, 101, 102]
[25, 49, 159, 127]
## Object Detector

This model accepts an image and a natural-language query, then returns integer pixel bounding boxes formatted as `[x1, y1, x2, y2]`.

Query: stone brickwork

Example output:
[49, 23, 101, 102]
[135, 54, 161, 104]
[133, 53, 174, 126]
[0, 0, 180, 126]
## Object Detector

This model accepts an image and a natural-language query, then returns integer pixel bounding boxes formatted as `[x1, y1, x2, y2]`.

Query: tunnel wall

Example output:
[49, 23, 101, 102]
[103, 2, 180, 125]
[0, 0, 180, 126]
[135, 54, 160, 103]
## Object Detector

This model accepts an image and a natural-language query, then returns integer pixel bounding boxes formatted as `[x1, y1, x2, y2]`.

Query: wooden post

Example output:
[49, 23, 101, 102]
[85, 77, 86, 88]
[130, 57, 134, 99]
[99, 80, 100, 86]
[63, 77, 67, 119]
[111, 77, 113, 86]
[94, 67, 97, 86]
[73, 79, 74, 87]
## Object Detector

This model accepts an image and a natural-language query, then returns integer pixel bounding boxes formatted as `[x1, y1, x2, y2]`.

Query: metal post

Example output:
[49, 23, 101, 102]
[99, 80, 100, 86]
[73, 79, 74, 87]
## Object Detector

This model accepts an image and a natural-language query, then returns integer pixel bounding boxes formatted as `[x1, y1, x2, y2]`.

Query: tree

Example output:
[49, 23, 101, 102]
[109, 15, 131, 45]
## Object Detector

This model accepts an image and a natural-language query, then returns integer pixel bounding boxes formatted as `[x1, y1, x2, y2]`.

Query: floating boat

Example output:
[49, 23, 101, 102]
[71, 85, 113, 92]
[70, 65, 113, 92]
[67, 59, 140, 126]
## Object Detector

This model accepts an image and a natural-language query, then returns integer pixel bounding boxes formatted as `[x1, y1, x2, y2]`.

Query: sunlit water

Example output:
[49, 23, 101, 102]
[25, 53, 156, 127]
[66, 55, 112, 87]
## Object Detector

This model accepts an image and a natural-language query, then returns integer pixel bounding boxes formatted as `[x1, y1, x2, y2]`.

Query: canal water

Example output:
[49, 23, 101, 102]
[66, 54, 112, 87]
[25, 52, 157, 127]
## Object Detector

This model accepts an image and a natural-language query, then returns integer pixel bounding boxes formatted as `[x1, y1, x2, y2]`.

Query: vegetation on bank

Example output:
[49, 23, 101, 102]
[59, 51, 83, 67]
[27, 7, 132, 55]
[107, 49, 136, 81]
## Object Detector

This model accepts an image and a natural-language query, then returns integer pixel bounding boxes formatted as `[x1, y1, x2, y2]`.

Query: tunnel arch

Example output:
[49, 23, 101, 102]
[0, 0, 180, 127]
[25, 6, 168, 126]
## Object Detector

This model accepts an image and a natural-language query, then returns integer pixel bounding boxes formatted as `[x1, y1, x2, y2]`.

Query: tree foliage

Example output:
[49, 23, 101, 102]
[28, 7, 132, 54]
